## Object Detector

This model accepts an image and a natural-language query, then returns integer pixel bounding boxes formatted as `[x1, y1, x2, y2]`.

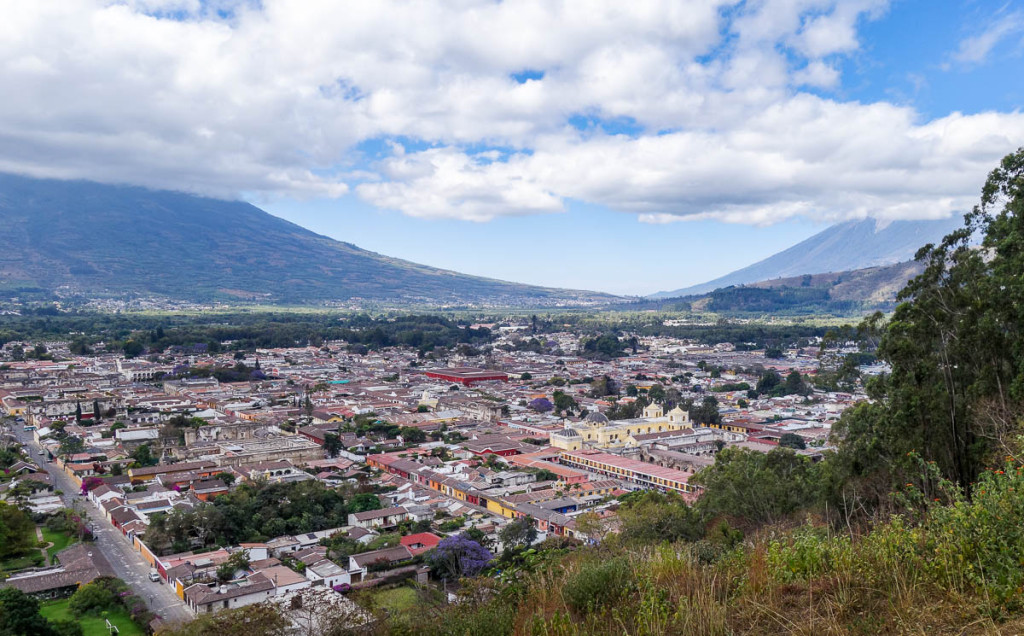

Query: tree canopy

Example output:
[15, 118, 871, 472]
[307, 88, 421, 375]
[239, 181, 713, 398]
[833, 147, 1024, 500]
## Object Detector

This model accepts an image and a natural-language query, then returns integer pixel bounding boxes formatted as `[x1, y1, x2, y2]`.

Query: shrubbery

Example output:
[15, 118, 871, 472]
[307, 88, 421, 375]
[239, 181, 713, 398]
[67, 577, 154, 626]
[561, 555, 634, 614]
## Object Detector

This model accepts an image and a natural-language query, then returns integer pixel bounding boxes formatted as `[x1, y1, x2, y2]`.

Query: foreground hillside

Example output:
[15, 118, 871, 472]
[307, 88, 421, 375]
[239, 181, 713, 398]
[397, 468, 1024, 636]
[0, 173, 614, 306]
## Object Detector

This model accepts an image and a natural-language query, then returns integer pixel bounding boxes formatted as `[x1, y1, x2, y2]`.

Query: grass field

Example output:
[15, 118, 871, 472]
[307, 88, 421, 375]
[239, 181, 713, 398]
[42, 527, 77, 563]
[357, 585, 419, 615]
[40, 599, 144, 636]
[0, 551, 45, 573]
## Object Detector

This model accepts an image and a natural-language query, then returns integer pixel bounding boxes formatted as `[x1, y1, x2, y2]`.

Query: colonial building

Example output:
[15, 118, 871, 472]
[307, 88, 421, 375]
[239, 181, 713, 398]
[550, 404, 692, 451]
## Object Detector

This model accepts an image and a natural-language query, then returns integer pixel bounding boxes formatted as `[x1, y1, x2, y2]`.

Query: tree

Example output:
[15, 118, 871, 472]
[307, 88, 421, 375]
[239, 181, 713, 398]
[303, 393, 314, 420]
[764, 347, 784, 359]
[755, 370, 782, 396]
[58, 435, 85, 458]
[80, 476, 104, 496]
[51, 618, 84, 636]
[783, 371, 809, 396]
[217, 550, 252, 582]
[215, 471, 235, 486]
[520, 372, 532, 380]
[551, 391, 577, 414]
[778, 432, 807, 450]
[528, 397, 553, 413]
[833, 149, 1024, 499]
[74, 401, 82, 423]
[68, 579, 118, 616]
[689, 396, 721, 426]
[122, 340, 144, 358]
[533, 468, 557, 482]
[573, 511, 609, 543]
[589, 375, 618, 398]
[691, 447, 823, 529]
[323, 433, 341, 458]
[130, 443, 157, 467]
[647, 383, 666, 403]
[579, 334, 627, 360]
[0, 588, 59, 636]
[498, 516, 537, 552]
[0, 502, 36, 558]
[617, 491, 703, 544]
[349, 492, 382, 513]
[92, 399, 102, 422]
[398, 427, 426, 444]
[427, 534, 493, 580]
[69, 339, 92, 356]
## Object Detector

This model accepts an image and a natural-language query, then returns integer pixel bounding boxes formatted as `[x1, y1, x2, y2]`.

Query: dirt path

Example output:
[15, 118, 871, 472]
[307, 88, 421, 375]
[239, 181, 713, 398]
[34, 526, 55, 564]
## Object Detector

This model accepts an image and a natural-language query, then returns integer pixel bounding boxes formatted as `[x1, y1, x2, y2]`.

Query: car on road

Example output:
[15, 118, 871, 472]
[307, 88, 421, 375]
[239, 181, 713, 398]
[38, 449, 45, 455]
[149, 569, 162, 582]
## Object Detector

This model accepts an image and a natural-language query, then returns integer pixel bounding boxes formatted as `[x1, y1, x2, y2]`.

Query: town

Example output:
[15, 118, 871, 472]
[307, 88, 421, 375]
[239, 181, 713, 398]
[0, 318, 870, 633]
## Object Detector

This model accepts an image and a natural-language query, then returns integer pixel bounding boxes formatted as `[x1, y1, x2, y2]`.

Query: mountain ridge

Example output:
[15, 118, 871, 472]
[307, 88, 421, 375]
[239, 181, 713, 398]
[650, 216, 963, 298]
[0, 173, 617, 306]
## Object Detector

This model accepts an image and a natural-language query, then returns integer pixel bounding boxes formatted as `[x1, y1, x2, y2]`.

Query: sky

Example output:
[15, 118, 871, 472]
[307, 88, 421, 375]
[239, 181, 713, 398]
[1, 1, 1023, 296]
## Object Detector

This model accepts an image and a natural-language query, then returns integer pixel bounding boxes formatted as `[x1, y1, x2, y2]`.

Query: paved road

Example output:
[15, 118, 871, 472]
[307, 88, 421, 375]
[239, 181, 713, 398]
[8, 422, 193, 626]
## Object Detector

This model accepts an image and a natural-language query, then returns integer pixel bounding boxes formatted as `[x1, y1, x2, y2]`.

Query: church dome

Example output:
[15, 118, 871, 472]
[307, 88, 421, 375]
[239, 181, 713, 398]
[584, 411, 609, 425]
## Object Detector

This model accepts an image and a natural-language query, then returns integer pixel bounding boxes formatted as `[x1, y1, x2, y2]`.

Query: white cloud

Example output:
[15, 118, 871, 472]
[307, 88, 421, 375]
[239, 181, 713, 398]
[0, 0, 1019, 225]
[356, 148, 563, 222]
[953, 10, 1024, 65]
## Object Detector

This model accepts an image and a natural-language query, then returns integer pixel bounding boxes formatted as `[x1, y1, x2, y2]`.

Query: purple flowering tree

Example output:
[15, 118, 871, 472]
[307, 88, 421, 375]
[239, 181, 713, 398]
[80, 476, 103, 496]
[427, 533, 493, 580]
[528, 397, 553, 413]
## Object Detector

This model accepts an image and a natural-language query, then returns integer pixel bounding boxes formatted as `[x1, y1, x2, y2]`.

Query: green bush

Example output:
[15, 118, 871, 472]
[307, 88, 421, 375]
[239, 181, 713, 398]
[50, 618, 84, 636]
[68, 578, 121, 616]
[765, 523, 853, 583]
[919, 463, 1024, 613]
[562, 556, 634, 614]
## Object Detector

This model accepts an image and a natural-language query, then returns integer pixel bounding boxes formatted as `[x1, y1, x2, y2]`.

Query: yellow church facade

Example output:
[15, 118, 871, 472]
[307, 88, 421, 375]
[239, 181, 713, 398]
[550, 404, 692, 451]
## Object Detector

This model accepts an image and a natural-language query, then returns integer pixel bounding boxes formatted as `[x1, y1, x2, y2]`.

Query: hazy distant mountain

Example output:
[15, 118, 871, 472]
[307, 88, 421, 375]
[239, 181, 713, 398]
[650, 217, 963, 298]
[620, 260, 925, 315]
[0, 174, 616, 306]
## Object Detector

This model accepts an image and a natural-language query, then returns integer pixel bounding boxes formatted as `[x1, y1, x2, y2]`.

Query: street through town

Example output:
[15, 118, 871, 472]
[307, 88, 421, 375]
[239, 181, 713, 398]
[11, 424, 193, 625]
